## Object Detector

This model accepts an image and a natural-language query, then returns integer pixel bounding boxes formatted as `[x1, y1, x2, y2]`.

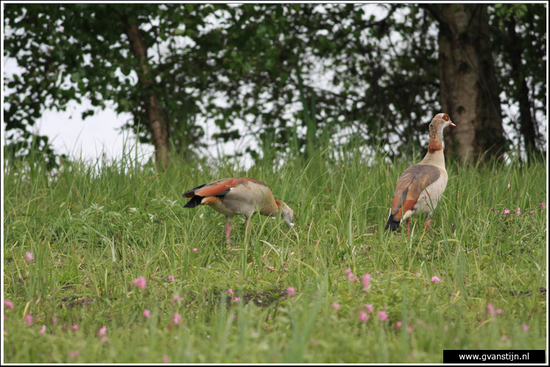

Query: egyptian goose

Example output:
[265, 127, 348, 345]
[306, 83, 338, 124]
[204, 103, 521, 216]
[385, 113, 455, 235]
[182, 177, 294, 243]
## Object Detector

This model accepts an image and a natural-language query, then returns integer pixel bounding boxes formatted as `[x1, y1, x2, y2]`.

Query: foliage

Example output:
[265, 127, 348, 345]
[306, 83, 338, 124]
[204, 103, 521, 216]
[489, 4, 547, 159]
[3, 4, 547, 165]
[3, 4, 228, 160]
[3, 130, 66, 172]
[3, 147, 547, 363]
[204, 4, 442, 161]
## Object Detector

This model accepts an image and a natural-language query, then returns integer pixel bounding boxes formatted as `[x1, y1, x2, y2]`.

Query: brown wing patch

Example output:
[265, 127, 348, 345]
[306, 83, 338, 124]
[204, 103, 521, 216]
[184, 177, 267, 198]
[195, 184, 231, 197]
[390, 196, 404, 221]
[400, 199, 418, 218]
[390, 164, 440, 217]
[390, 197, 418, 222]
[182, 179, 225, 198]
[192, 178, 236, 197]
[390, 169, 414, 216]
[183, 186, 202, 198]
[196, 177, 269, 196]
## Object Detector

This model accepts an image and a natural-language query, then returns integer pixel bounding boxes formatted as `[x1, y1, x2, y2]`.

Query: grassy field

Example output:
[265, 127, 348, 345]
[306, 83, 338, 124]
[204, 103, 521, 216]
[2, 147, 547, 363]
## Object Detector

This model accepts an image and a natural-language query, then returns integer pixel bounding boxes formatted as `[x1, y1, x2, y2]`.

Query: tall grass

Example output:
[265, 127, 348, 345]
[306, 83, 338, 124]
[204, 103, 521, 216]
[2, 144, 547, 363]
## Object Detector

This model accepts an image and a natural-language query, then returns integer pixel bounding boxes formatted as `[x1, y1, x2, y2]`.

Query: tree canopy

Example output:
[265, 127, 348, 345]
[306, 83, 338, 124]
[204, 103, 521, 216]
[3, 3, 546, 168]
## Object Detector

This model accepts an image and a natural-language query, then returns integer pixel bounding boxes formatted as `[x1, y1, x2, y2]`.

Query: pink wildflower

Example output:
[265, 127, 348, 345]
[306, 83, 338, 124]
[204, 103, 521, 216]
[361, 273, 371, 291]
[25, 314, 33, 325]
[503, 209, 510, 214]
[52, 317, 57, 323]
[366, 304, 374, 313]
[396, 321, 402, 328]
[25, 252, 34, 262]
[233, 296, 240, 302]
[193, 248, 198, 252]
[70, 324, 79, 331]
[377, 310, 388, 321]
[143, 309, 151, 319]
[69, 350, 79, 358]
[541, 203, 546, 209]
[344, 268, 357, 282]
[406, 326, 413, 333]
[163, 355, 170, 363]
[530, 210, 535, 214]
[487, 303, 496, 317]
[522, 324, 529, 332]
[173, 294, 184, 302]
[287, 287, 296, 297]
[97, 326, 107, 337]
[4, 300, 14, 309]
[168, 275, 175, 282]
[227, 289, 234, 294]
[431, 276, 442, 283]
[268, 266, 275, 271]
[496, 308, 503, 315]
[359, 311, 367, 322]
[517, 207, 521, 215]
[173, 313, 182, 325]
[39, 325, 46, 334]
[132, 276, 147, 290]
[332, 302, 340, 310]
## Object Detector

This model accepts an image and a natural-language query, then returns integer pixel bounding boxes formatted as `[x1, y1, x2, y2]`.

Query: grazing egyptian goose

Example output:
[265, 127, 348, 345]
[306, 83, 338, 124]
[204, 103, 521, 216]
[385, 113, 455, 235]
[182, 177, 294, 243]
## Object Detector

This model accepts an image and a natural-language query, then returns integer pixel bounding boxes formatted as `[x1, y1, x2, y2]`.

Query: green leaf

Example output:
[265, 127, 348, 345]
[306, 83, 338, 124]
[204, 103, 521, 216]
[70, 72, 80, 83]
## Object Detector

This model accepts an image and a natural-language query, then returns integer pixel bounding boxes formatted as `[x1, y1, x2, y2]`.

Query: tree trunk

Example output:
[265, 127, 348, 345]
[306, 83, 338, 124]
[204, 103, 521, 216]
[125, 23, 170, 168]
[424, 4, 507, 163]
[504, 16, 541, 163]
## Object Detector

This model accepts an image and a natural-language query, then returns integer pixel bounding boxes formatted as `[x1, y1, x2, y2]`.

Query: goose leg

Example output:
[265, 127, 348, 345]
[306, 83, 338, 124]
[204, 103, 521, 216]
[225, 217, 232, 244]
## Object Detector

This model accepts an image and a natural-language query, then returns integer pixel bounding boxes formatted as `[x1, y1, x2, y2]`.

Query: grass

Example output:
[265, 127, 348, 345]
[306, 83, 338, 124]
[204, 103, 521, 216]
[2, 146, 547, 363]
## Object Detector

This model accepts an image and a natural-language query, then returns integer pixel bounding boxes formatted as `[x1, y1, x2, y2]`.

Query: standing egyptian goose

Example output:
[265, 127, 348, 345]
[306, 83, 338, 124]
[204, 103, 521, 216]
[385, 113, 455, 235]
[182, 177, 294, 243]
